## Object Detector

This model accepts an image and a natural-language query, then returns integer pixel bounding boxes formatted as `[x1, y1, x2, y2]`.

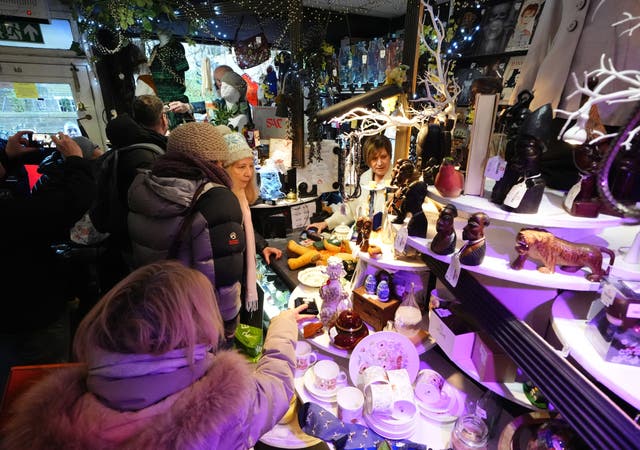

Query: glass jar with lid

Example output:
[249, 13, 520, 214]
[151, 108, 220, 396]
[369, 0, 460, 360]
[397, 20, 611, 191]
[451, 413, 489, 450]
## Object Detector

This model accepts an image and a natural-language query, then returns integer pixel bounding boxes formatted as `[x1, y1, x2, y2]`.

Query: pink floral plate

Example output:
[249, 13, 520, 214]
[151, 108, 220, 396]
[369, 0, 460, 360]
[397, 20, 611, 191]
[348, 331, 420, 388]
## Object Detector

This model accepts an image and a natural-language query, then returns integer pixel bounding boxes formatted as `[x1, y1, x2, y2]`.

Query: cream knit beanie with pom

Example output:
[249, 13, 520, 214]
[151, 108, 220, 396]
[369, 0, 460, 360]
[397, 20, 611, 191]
[223, 132, 254, 167]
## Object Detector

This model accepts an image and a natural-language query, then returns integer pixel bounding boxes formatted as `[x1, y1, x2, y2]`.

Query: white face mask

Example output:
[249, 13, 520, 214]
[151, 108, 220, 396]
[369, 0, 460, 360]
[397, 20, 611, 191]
[220, 82, 241, 104]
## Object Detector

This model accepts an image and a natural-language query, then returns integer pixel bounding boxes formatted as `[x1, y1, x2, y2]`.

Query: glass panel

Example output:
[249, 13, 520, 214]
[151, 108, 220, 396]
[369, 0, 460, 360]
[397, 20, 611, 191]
[0, 19, 74, 50]
[0, 82, 77, 140]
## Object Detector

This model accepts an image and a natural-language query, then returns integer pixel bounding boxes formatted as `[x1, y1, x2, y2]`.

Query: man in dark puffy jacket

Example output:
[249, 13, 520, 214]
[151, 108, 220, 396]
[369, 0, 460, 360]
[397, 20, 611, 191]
[94, 95, 167, 290]
[0, 131, 96, 390]
[128, 122, 245, 343]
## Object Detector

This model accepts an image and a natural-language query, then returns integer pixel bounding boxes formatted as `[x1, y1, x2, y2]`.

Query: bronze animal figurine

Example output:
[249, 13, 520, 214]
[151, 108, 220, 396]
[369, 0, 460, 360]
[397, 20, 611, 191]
[510, 228, 616, 282]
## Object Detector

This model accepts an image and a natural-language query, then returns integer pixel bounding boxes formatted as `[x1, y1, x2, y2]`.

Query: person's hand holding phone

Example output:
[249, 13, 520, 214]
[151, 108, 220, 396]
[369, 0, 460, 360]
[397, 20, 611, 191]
[5, 130, 40, 160]
[51, 133, 83, 159]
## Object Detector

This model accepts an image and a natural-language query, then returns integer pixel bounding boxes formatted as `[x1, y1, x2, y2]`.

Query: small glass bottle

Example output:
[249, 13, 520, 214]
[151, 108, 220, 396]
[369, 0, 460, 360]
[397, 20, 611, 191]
[474, 389, 502, 437]
[451, 414, 489, 450]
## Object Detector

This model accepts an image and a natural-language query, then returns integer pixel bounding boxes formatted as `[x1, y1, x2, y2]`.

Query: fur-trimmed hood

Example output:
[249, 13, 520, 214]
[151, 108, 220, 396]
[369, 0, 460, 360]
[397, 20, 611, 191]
[1, 349, 289, 450]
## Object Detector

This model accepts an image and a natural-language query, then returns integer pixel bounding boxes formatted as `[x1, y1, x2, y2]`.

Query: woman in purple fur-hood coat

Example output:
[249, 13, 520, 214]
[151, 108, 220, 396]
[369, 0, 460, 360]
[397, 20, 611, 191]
[1, 261, 305, 450]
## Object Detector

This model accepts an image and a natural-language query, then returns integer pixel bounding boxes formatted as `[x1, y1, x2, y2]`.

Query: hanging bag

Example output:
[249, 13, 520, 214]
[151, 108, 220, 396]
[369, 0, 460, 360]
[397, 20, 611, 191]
[233, 16, 271, 69]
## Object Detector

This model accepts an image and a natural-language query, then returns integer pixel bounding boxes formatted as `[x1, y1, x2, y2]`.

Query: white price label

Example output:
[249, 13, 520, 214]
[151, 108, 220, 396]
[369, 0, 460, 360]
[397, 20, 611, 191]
[484, 155, 507, 180]
[394, 225, 408, 254]
[600, 283, 616, 307]
[255, 36, 262, 44]
[362, 54, 367, 64]
[627, 303, 640, 319]
[332, 68, 337, 77]
[503, 181, 527, 208]
[564, 179, 582, 210]
[445, 253, 461, 287]
[347, 59, 352, 68]
[380, 50, 386, 59]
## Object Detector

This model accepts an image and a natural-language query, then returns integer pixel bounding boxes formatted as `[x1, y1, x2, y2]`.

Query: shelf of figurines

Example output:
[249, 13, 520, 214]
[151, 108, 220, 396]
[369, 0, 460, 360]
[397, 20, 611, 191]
[289, 284, 436, 360]
[406, 232, 603, 292]
[426, 180, 625, 230]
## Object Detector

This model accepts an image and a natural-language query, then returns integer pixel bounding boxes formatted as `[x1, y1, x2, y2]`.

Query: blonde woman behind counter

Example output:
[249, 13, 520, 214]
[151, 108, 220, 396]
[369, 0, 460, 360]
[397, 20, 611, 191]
[307, 134, 393, 232]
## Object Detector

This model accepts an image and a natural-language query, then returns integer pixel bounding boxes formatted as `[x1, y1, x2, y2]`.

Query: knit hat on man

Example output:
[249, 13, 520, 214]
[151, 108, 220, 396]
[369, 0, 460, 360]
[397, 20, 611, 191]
[223, 132, 254, 167]
[72, 136, 99, 159]
[221, 71, 247, 99]
[167, 122, 228, 162]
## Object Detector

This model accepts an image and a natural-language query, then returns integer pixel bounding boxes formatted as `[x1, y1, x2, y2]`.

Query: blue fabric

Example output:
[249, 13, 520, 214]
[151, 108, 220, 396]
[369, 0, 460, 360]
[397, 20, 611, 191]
[298, 402, 427, 450]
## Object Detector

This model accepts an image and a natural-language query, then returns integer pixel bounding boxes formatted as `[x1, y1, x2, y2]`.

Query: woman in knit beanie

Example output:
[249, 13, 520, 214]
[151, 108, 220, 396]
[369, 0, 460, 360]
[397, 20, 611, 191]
[221, 131, 282, 313]
[127, 122, 246, 343]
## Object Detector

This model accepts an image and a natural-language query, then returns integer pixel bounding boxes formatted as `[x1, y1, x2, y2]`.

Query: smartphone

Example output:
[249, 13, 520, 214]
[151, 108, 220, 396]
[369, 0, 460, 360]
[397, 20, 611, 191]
[294, 297, 319, 315]
[29, 133, 52, 147]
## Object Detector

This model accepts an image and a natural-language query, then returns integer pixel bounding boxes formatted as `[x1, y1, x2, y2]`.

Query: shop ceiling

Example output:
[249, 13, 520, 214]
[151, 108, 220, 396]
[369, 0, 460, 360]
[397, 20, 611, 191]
[178, 0, 408, 46]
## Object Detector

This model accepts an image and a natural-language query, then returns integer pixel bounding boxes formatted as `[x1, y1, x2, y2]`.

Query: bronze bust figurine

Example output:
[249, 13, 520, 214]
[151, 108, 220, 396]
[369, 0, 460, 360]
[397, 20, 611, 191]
[459, 212, 490, 266]
[431, 204, 458, 255]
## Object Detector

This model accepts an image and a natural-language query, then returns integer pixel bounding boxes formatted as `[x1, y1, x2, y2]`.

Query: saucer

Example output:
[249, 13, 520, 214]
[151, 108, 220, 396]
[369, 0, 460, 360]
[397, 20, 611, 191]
[417, 388, 454, 413]
[364, 412, 416, 440]
[303, 367, 344, 401]
[417, 386, 465, 423]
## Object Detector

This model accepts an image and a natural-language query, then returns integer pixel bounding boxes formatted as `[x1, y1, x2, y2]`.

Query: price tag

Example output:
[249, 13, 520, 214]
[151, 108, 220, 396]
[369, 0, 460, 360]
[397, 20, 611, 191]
[290, 203, 313, 229]
[347, 59, 352, 68]
[600, 283, 616, 307]
[628, 303, 640, 319]
[484, 155, 507, 180]
[445, 252, 461, 287]
[564, 179, 582, 210]
[503, 181, 527, 208]
[380, 50, 386, 59]
[394, 224, 408, 254]
[255, 36, 262, 44]
[362, 54, 368, 64]
[332, 68, 337, 77]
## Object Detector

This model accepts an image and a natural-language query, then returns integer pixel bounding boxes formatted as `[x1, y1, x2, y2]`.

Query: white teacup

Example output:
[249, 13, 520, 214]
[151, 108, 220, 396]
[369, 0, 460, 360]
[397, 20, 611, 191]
[337, 386, 364, 424]
[415, 369, 446, 404]
[365, 382, 394, 415]
[334, 224, 351, 241]
[360, 365, 388, 390]
[313, 360, 347, 392]
[295, 341, 318, 372]
[386, 368, 415, 403]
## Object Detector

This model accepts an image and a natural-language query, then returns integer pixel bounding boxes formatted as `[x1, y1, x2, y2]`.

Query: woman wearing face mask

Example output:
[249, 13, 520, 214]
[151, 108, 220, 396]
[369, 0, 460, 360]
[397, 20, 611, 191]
[222, 131, 282, 313]
[307, 134, 393, 233]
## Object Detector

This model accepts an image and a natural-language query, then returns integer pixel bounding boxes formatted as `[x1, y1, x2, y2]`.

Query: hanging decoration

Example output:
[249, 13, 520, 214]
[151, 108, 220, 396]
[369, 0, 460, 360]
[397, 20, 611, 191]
[556, 10, 640, 220]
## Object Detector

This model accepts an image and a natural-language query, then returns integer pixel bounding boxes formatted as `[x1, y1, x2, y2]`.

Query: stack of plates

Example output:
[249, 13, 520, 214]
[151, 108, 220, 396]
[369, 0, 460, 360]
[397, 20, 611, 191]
[363, 407, 418, 440]
[303, 367, 344, 403]
[416, 382, 465, 423]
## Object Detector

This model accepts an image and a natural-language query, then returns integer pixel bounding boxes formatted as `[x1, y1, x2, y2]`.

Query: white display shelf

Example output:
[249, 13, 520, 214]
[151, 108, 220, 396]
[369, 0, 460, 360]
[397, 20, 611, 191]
[426, 185, 623, 229]
[447, 355, 533, 410]
[259, 414, 322, 449]
[355, 240, 429, 273]
[550, 291, 640, 410]
[407, 236, 602, 292]
[290, 285, 436, 358]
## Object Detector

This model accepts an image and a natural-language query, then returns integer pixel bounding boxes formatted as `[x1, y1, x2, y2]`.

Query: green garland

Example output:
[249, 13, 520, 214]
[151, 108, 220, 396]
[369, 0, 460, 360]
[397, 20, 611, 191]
[210, 102, 249, 130]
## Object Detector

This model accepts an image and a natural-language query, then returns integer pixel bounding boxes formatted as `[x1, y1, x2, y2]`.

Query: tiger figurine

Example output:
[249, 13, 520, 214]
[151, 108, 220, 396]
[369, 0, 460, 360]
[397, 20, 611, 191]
[510, 228, 615, 282]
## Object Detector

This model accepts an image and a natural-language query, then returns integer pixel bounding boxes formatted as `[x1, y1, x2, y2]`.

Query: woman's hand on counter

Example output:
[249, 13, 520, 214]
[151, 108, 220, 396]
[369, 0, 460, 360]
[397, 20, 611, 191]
[262, 246, 282, 264]
[306, 221, 328, 233]
[277, 303, 316, 323]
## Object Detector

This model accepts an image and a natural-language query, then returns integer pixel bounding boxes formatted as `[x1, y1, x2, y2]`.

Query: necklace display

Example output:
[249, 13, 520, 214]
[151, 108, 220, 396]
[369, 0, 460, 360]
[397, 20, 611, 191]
[93, 31, 128, 56]
[149, 42, 186, 86]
